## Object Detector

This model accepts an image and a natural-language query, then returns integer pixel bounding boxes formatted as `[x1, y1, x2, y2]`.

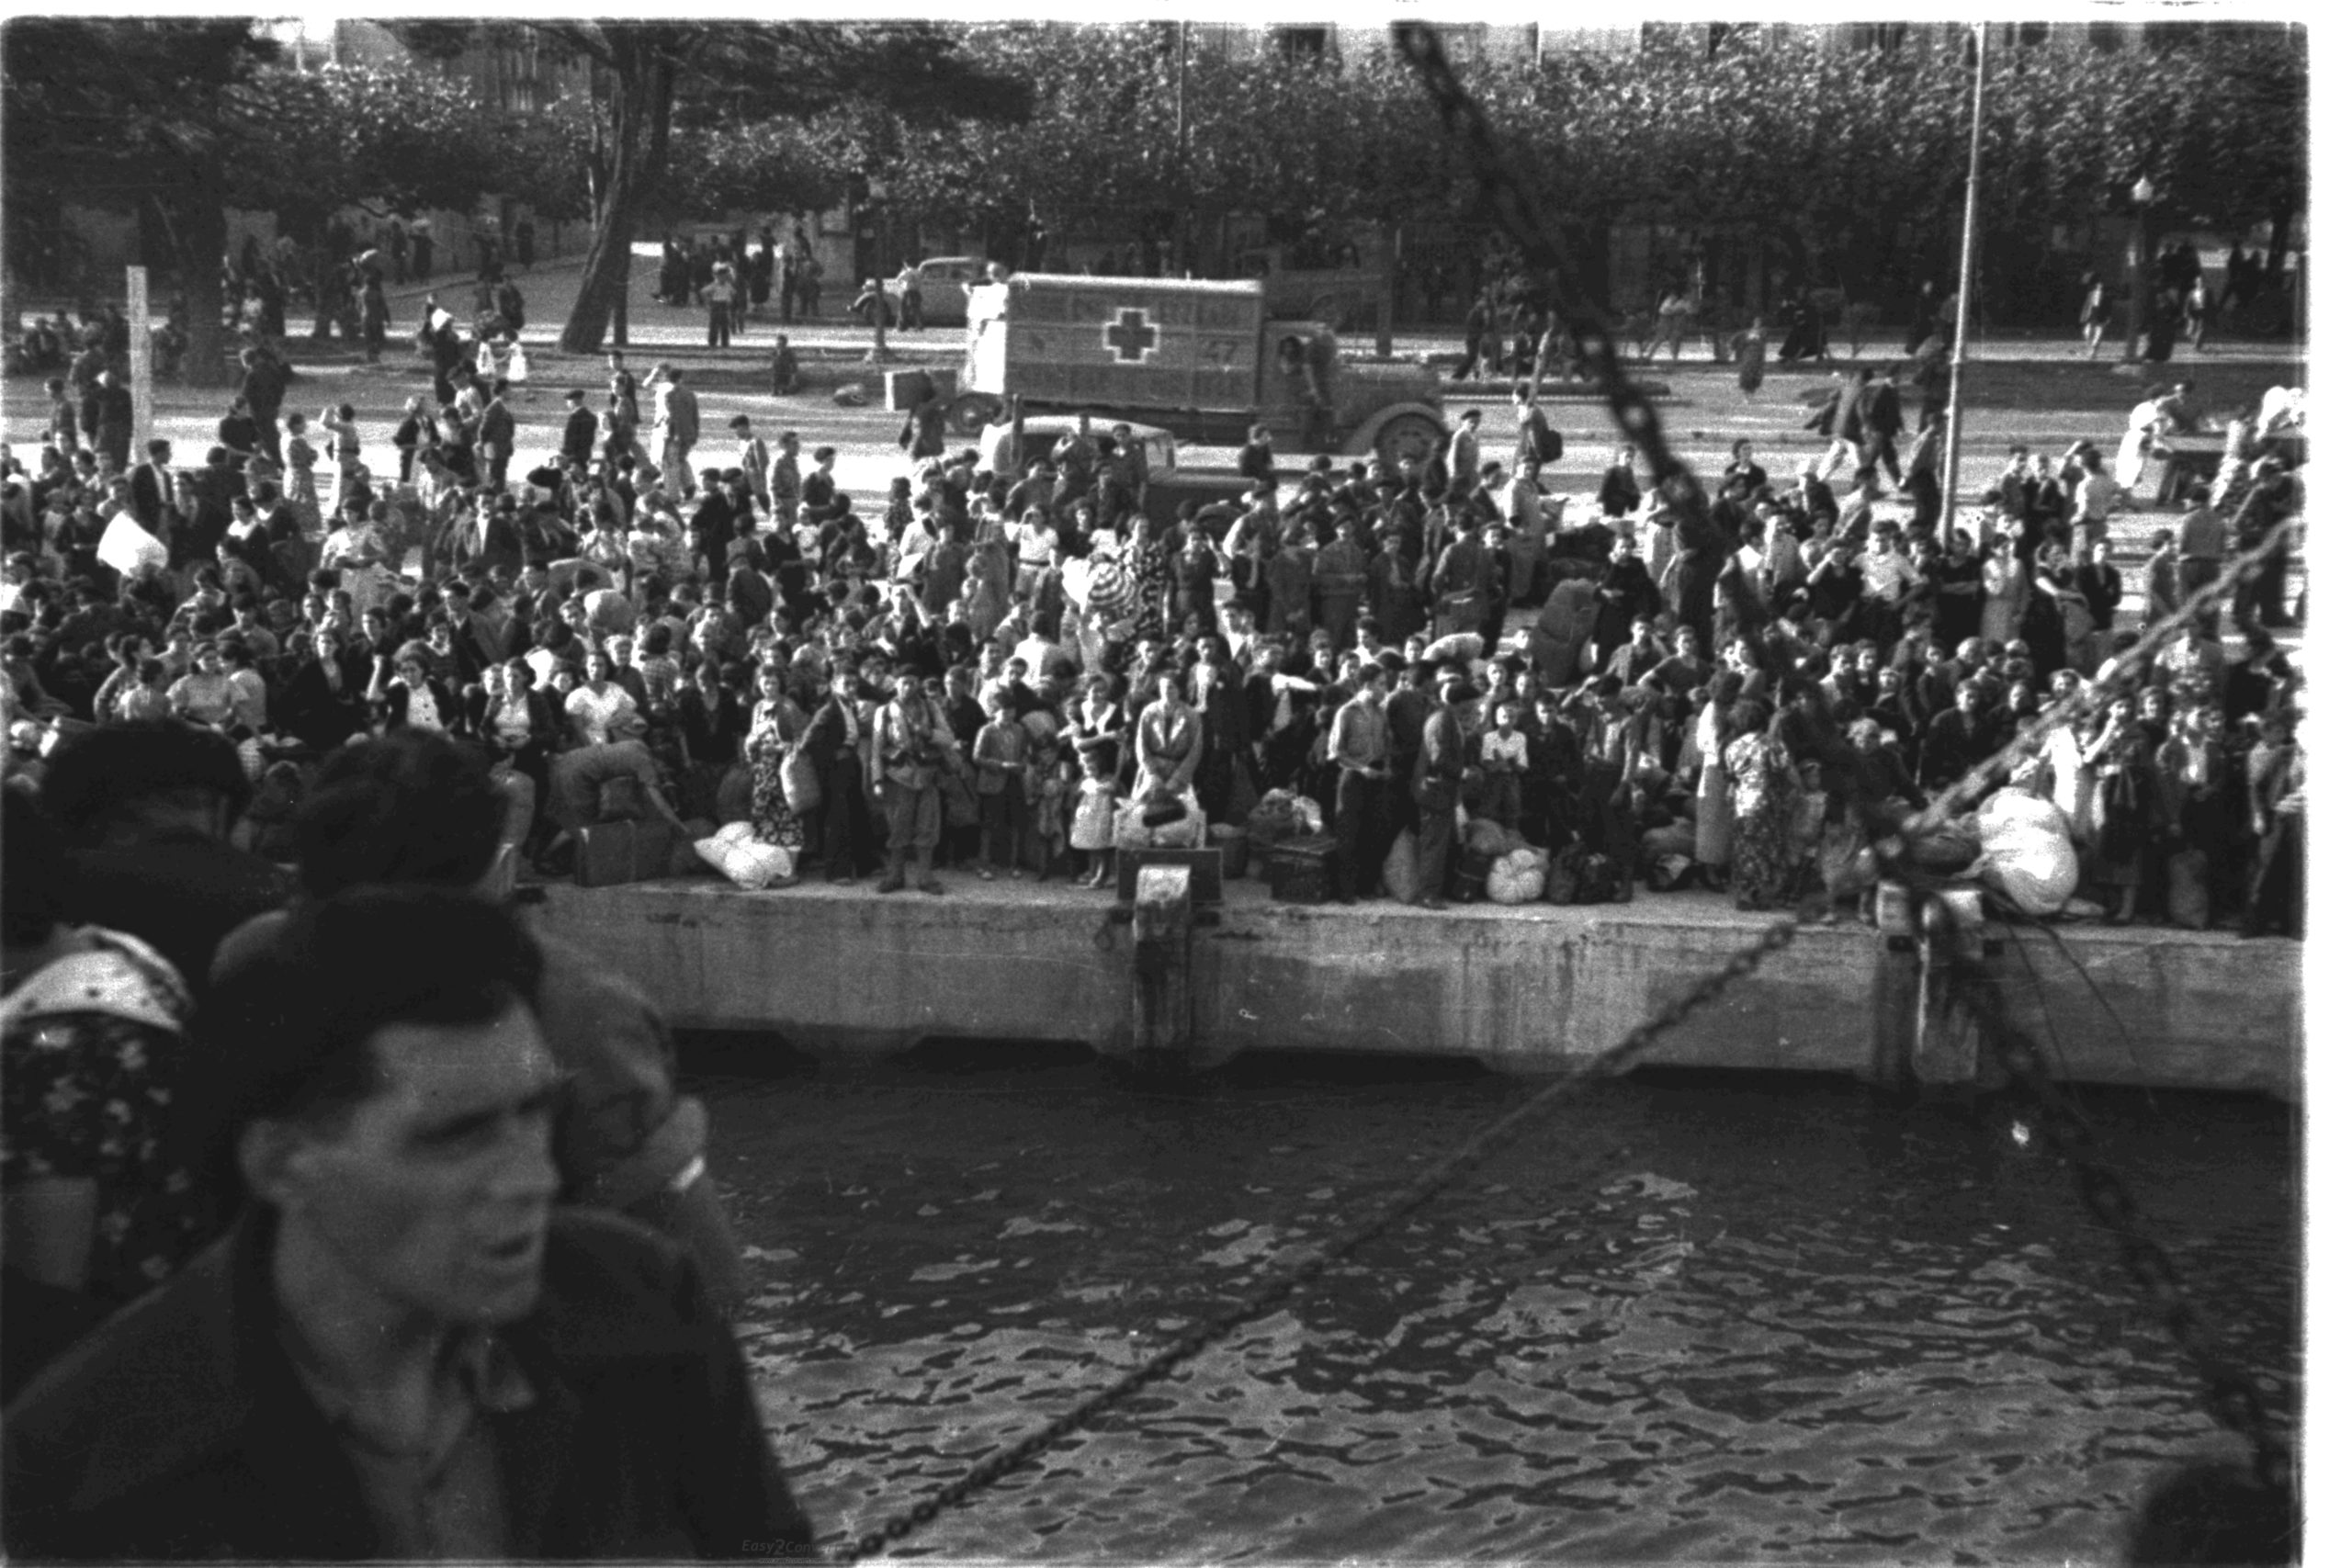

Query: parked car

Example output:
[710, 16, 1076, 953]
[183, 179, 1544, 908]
[883, 255, 994, 326]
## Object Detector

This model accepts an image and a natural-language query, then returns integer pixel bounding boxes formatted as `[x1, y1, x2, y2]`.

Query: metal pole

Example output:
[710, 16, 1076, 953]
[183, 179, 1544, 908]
[1175, 21, 1191, 274]
[1937, 22, 1987, 547]
[126, 265, 153, 457]
[2123, 197, 2148, 364]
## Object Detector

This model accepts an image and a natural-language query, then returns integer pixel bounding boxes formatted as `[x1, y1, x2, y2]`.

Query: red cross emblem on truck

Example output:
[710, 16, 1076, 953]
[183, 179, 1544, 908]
[1103, 307, 1159, 363]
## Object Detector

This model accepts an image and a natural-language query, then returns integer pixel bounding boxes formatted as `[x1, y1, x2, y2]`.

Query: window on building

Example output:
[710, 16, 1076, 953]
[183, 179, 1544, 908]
[1272, 26, 1329, 61]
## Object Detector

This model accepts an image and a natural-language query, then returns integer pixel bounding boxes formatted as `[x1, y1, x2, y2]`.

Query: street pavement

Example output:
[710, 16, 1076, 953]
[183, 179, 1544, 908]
[5, 246, 2303, 633]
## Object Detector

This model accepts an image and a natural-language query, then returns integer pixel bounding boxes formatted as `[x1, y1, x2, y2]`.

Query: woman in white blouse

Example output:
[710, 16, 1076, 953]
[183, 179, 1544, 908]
[563, 647, 640, 748]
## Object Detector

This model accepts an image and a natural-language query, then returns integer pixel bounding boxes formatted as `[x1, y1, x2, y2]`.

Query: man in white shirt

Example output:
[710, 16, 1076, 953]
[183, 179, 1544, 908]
[2070, 448, 2120, 558]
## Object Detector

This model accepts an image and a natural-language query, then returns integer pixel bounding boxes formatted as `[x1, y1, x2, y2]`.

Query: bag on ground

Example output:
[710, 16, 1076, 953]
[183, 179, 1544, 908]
[1969, 788, 2078, 917]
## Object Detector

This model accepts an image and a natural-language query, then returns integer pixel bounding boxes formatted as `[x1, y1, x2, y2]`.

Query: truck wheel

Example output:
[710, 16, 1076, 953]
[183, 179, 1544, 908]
[945, 392, 1002, 436]
[1374, 412, 1445, 469]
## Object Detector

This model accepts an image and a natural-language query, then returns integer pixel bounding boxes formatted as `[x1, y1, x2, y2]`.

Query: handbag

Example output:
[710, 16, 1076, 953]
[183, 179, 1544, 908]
[781, 741, 822, 816]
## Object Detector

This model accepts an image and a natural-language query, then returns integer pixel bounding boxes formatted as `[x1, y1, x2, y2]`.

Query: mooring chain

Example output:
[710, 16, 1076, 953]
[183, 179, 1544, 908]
[1870, 522, 2303, 1498]
[828, 31, 1810, 1560]
[1391, 22, 1716, 550]
[823, 32, 2297, 1561]
[829, 907, 1809, 1562]
[1886, 888, 2296, 1498]
[1910, 517, 2298, 839]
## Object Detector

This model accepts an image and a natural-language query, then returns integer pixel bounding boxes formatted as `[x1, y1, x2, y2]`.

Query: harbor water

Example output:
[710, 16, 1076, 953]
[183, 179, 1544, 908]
[696, 1043, 2300, 1562]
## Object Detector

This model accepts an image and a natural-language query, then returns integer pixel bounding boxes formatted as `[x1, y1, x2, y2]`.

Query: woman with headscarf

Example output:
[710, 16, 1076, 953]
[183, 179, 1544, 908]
[1723, 699, 1807, 910]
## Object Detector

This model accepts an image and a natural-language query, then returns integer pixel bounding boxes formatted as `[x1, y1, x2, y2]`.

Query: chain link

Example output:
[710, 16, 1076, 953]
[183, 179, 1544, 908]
[829, 909, 1813, 1561]
[1909, 518, 2298, 839]
[823, 28, 2293, 1558]
[1887, 876, 2295, 1501]
[827, 33, 1817, 1556]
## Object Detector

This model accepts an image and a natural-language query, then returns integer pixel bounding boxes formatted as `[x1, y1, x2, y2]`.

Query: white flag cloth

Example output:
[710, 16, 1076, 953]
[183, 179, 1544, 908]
[96, 513, 168, 576]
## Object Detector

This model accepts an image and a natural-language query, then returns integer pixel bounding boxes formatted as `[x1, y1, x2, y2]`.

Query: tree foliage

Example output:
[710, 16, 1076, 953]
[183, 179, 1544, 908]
[516, 20, 1032, 351]
[222, 63, 505, 234]
[865, 23, 2304, 311]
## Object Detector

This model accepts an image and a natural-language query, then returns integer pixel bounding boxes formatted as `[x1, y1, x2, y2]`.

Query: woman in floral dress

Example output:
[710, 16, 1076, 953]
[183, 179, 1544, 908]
[1120, 515, 1170, 647]
[1723, 700, 1806, 911]
[743, 662, 808, 854]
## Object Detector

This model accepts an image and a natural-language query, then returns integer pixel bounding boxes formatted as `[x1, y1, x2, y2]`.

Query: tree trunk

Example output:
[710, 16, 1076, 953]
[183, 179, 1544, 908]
[2263, 196, 2296, 285]
[175, 188, 232, 389]
[560, 185, 639, 354]
[558, 39, 675, 355]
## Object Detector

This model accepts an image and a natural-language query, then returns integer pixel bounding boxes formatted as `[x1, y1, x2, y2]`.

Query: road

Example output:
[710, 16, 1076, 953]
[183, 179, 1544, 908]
[4, 246, 2302, 631]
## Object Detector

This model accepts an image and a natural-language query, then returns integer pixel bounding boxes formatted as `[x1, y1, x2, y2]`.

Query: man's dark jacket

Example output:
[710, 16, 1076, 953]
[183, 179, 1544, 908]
[3, 1208, 812, 1560]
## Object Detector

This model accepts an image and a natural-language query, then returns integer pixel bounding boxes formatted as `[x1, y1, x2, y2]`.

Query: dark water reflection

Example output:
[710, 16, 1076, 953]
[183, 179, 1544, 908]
[693, 1046, 2299, 1563]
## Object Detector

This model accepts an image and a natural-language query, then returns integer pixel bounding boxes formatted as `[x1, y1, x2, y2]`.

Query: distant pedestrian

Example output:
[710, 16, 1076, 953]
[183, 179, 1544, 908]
[895, 261, 926, 332]
[704, 263, 738, 348]
[1733, 317, 1769, 400]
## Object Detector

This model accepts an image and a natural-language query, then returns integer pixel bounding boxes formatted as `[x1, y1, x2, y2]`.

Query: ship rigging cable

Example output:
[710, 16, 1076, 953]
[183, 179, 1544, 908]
[824, 27, 2297, 1559]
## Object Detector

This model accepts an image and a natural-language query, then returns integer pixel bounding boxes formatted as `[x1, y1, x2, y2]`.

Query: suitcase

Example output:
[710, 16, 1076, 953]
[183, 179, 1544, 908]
[574, 819, 678, 887]
[1264, 835, 1342, 905]
[1450, 847, 1497, 903]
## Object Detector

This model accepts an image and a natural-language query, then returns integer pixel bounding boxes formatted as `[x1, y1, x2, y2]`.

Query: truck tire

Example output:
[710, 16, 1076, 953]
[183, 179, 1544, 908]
[1374, 412, 1445, 470]
[945, 392, 1002, 436]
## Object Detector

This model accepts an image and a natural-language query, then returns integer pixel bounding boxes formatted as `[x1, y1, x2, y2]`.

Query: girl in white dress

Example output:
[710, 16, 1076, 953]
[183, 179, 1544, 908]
[1067, 738, 1119, 887]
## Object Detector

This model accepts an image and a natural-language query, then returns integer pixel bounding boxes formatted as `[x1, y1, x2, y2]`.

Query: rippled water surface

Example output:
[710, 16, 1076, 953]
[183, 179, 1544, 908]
[693, 1048, 2299, 1563]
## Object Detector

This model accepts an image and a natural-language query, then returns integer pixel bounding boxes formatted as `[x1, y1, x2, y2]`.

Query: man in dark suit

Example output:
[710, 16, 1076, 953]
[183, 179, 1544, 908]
[1596, 444, 1643, 517]
[1918, 678, 2005, 792]
[1862, 367, 1905, 486]
[560, 389, 598, 468]
[130, 439, 176, 531]
[237, 345, 289, 468]
[477, 380, 516, 492]
[688, 468, 735, 587]
[217, 399, 261, 466]
[1409, 679, 1479, 908]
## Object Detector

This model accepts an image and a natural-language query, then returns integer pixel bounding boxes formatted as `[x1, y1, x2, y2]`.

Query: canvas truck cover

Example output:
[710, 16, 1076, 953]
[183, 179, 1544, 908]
[964, 275, 1264, 414]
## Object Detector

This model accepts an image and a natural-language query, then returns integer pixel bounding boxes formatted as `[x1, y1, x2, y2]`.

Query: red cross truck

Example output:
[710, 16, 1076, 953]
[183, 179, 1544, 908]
[946, 274, 1450, 469]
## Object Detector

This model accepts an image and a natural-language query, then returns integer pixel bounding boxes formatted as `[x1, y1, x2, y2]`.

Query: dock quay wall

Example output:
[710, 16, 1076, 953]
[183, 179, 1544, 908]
[530, 880, 2301, 1098]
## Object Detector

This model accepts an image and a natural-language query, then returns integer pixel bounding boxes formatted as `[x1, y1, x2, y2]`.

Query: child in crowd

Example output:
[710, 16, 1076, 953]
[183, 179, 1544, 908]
[1067, 736, 1118, 887]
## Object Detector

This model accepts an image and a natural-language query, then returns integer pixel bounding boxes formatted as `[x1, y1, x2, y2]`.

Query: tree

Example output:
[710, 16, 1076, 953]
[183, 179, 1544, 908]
[503, 22, 1028, 353]
[4, 20, 520, 382]
[3, 18, 279, 386]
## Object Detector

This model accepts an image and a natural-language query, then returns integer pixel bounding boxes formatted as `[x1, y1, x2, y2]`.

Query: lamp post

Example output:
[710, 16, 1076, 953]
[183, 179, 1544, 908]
[1936, 22, 1987, 547]
[864, 178, 892, 366]
[2123, 173, 2156, 364]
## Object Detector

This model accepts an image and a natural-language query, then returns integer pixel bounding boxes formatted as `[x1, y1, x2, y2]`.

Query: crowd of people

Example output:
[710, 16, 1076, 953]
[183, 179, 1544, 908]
[0, 300, 2307, 935]
[655, 223, 824, 338]
[0, 214, 2312, 1552]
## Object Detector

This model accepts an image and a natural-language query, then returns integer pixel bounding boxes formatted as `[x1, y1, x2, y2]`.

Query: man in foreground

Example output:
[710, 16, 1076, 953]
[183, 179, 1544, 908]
[4, 887, 812, 1559]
